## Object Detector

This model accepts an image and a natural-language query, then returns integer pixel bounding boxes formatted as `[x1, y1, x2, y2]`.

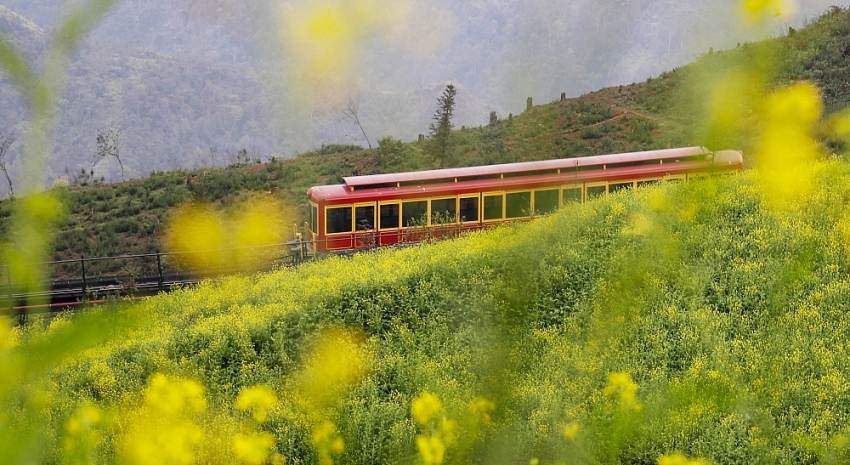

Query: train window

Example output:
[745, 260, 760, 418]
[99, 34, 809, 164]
[326, 206, 353, 234]
[310, 205, 318, 233]
[609, 182, 633, 193]
[534, 189, 559, 214]
[506, 192, 531, 218]
[587, 185, 606, 199]
[483, 194, 503, 220]
[379, 203, 399, 229]
[460, 197, 479, 223]
[402, 200, 428, 227]
[355, 205, 375, 230]
[430, 198, 457, 224]
[563, 187, 582, 203]
[637, 180, 659, 187]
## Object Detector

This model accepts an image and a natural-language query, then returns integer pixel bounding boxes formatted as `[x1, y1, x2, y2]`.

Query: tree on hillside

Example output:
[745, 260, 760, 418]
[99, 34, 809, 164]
[97, 124, 124, 181]
[0, 132, 14, 198]
[428, 84, 457, 168]
[339, 95, 372, 149]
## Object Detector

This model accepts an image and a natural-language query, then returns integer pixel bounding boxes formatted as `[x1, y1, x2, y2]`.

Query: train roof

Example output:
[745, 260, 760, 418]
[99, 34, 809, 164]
[307, 147, 742, 203]
[343, 146, 710, 189]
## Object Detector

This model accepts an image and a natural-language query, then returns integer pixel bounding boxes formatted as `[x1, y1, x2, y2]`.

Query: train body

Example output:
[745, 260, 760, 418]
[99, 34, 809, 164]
[304, 146, 743, 253]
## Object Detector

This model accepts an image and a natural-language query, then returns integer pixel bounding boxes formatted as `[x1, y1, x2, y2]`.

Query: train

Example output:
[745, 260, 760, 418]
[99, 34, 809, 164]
[302, 146, 744, 253]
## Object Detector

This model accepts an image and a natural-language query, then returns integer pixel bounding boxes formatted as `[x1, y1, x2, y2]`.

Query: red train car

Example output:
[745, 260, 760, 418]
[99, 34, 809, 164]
[304, 147, 743, 253]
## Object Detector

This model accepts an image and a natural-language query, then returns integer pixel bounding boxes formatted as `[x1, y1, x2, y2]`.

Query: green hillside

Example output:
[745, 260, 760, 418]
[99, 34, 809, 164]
[3, 7, 850, 278]
[7, 164, 850, 464]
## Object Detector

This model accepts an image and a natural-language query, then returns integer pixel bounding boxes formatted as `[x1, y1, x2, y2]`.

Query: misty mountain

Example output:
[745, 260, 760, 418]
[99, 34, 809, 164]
[0, 0, 848, 194]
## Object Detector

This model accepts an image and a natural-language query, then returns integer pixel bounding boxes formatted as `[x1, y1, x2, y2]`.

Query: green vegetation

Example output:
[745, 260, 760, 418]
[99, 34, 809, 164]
[9, 167, 850, 463]
[9, 5, 850, 464]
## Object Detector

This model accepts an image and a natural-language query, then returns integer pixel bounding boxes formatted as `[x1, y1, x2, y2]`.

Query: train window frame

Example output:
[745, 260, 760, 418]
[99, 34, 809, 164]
[354, 202, 377, 231]
[636, 178, 661, 188]
[401, 198, 429, 228]
[429, 196, 458, 226]
[533, 188, 560, 215]
[459, 195, 480, 223]
[585, 183, 607, 200]
[378, 201, 401, 231]
[609, 181, 634, 194]
[562, 186, 583, 204]
[482, 192, 505, 222]
[505, 190, 532, 219]
[325, 205, 354, 235]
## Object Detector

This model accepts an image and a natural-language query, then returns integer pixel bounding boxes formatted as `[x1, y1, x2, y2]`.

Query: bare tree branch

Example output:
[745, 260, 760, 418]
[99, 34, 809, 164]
[339, 95, 372, 149]
[96, 124, 124, 181]
[0, 132, 15, 198]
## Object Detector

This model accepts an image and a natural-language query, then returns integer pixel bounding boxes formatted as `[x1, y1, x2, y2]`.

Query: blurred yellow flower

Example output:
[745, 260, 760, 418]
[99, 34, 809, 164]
[0, 318, 18, 352]
[754, 82, 822, 211]
[603, 371, 642, 412]
[469, 397, 495, 424]
[233, 432, 276, 465]
[119, 374, 209, 464]
[311, 421, 345, 465]
[144, 373, 207, 415]
[658, 451, 711, 465]
[236, 385, 278, 423]
[415, 435, 446, 465]
[165, 197, 291, 272]
[64, 405, 101, 436]
[561, 421, 580, 439]
[741, 0, 798, 23]
[296, 328, 370, 410]
[164, 202, 226, 271]
[412, 391, 443, 426]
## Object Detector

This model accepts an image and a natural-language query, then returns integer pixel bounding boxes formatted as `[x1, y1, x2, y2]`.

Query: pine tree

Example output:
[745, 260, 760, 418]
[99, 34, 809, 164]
[428, 84, 457, 168]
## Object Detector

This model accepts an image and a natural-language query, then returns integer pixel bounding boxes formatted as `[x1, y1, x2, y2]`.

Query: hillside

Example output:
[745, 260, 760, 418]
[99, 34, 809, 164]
[7, 164, 850, 463]
[3, 6, 850, 279]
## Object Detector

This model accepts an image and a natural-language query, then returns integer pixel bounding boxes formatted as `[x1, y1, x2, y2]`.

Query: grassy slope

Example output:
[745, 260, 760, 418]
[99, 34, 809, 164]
[23, 164, 850, 464]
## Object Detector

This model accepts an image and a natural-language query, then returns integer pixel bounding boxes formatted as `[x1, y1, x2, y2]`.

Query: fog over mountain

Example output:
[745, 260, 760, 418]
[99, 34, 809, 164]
[0, 0, 847, 192]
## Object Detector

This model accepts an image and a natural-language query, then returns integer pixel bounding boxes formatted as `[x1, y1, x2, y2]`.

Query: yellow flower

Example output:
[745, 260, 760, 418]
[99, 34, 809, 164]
[561, 421, 580, 440]
[64, 405, 101, 435]
[311, 421, 345, 465]
[741, 0, 798, 23]
[236, 385, 278, 423]
[603, 371, 642, 412]
[331, 437, 345, 454]
[233, 432, 276, 465]
[297, 328, 370, 410]
[754, 82, 822, 211]
[412, 392, 443, 426]
[416, 435, 446, 465]
[144, 373, 207, 415]
[469, 397, 495, 424]
[658, 452, 711, 465]
[164, 202, 226, 271]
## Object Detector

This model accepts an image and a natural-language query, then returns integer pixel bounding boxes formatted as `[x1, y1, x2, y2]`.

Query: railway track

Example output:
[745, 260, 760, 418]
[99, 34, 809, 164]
[1, 241, 311, 321]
